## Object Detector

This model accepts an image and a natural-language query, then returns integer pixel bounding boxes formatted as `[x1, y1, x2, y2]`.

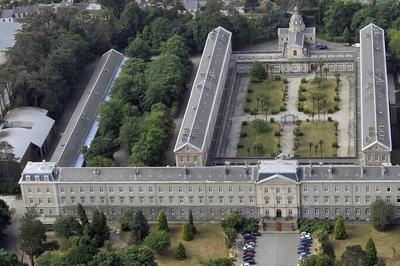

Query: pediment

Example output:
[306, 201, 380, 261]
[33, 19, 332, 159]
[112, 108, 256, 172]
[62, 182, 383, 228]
[257, 174, 298, 184]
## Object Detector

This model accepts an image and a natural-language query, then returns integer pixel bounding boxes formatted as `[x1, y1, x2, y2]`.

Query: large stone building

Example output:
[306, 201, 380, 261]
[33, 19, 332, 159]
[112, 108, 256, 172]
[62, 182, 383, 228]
[174, 27, 232, 167]
[18, 160, 400, 222]
[360, 24, 391, 165]
[18, 24, 398, 225]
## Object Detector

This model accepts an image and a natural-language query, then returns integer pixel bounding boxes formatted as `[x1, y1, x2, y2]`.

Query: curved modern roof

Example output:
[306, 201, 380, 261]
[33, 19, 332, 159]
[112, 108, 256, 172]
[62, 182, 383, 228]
[0, 106, 55, 161]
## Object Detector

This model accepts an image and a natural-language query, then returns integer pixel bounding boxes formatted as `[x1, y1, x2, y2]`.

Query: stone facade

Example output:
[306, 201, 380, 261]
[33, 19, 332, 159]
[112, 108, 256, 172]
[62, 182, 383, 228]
[19, 161, 400, 223]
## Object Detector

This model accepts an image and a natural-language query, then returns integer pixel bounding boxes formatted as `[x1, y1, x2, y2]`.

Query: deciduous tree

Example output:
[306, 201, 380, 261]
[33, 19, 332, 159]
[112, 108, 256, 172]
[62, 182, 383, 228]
[333, 216, 347, 240]
[371, 198, 395, 231]
[143, 230, 171, 254]
[157, 210, 169, 232]
[54, 216, 82, 239]
[341, 245, 368, 266]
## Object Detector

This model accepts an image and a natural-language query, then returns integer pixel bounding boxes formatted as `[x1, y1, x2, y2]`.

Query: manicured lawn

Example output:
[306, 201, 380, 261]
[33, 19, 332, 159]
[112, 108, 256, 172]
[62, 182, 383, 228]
[331, 224, 400, 266]
[294, 121, 338, 157]
[237, 120, 281, 157]
[298, 77, 340, 114]
[155, 224, 228, 266]
[244, 78, 286, 115]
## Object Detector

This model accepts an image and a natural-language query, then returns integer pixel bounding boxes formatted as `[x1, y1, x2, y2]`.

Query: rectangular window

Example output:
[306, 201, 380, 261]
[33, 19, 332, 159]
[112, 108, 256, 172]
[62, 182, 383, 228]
[324, 187, 329, 192]
[100, 197, 105, 204]
[387, 196, 391, 203]
[219, 197, 224, 204]
[276, 187, 280, 193]
[304, 208, 309, 215]
[47, 198, 52, 204]
[178, 187, 183, 193]
[80, 197, 85, 204]
[366, 196, 371, 203]
[376, 186, 381, 192]
[71, 197, 76, 204]
[28, 187, 32, 193]
[288, 187, 292, 193]
[249, 196, 254, 204]
[99, 187, 104, 193]
[158, 187, 163, 193]
[239, 197, 244, 204]
[80, 187, 84, 193]
[239, 186, 243, 192]
[303, 186, 308, 192]
[229, 197, 234, 204]
[61, 197, 65, 204]
[345, 186, 350, 192]
[37, 187, 41, 193]
[148, 187, 153, 193]
[366, 186, 370, 193]
[120, 197, 125, 204]
[355, 186, 359, 192]
[324, 196, 329, 203]
[397, 196, 400, 203]
[129, 197, 134, 204]
[149, 197, 154, 204]
[249, 186, 253, 192]
[159, 196, 164, 204]
[119, 187, 124, 193]
[303, 196, 309, 204]
[198, 186, 203, 193]
[313, 186, 318, 192]
[189, 196, 194, 204]
[110, 197, 115, 204]
[366, 208, 370, 215]
[179, 196, 184, 204]
[139, 197, 144, 204]
[218, 186, 223, 193]
[90, 197, 95, 204]
[345, 196, 350, 204]
[109, 187, 114, 193]
[315, 208, 319, 215]
[46, 187, 50, 193]
[387, 186, 391, 192]
[335, 208, 340, 215]
[129, 186, 133, 193]
[60, 187, 65, 193]
[139, 187, 143, 193]
[314, 196, 319, 204]
[335, 196, 340, 204]
[209, 196, 214, 204]
[209, 187, 213, 193]
[229, 186, 233, 192]
[199, 197, 204, 204]
[90, 187, 94, 193]
[325, 208, 329, 215]
[168, 187, 172, 193]
[356, 208, 360, 215]
[355, 196, 360, 203]
[334, 186, 339, 192]
[169, 197, 174, 204]
[188, 187, 193, 193]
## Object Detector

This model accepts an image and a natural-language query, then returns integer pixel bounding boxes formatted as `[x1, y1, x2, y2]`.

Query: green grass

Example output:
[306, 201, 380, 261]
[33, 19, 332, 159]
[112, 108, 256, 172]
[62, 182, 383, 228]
[155, 224, 228, 266]
[237, 120, 281, 157]
[331, 224, 400, 266]
[298, 77, 340, 114]
[294, 121, 338, 157]
[244, 79, 286, 115]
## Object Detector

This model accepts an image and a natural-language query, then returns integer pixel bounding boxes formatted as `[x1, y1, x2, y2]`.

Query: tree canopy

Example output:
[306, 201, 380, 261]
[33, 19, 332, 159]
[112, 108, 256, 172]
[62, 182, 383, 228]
[370, 198, 395, 231]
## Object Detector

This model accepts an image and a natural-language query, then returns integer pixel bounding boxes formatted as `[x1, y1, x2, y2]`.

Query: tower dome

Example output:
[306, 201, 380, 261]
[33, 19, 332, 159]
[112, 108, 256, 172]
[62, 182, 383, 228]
[289, 6, 305, 32]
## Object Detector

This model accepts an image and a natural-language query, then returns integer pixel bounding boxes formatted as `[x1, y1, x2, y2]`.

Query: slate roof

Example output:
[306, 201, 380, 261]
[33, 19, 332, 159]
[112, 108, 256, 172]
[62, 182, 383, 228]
[300, 165, 400, 181]
[19, 160, 400, 183]
[174, 27, 231, 153]
[50, 49, 124, 166]
[360, 24, 391, 151]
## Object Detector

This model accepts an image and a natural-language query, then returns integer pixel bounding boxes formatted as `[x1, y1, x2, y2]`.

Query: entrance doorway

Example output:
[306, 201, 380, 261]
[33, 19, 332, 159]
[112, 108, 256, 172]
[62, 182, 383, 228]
[276, 209, 282, 218]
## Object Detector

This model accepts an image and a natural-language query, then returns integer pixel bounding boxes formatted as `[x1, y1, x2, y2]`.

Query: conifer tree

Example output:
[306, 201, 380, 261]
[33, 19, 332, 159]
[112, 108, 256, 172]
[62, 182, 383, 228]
[174, 242, 186, 260]
[365, 237, 378, 266]
[77, 204, 88, 226]
[157, 210, 169, 232]
[333, 216, 347, 240]
[182, 223, 194, 241]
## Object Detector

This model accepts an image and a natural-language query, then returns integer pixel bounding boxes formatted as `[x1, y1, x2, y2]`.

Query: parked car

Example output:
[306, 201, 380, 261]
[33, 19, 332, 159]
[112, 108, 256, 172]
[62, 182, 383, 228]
[251, 231, 261, 236]
[352, 43, 360, 48]
[245, 241, 256, 246]
[243, 251, 255, 256]
[247, 259, 256, 265]
[243, 247, 255, 253]
[243, 234, 256, 240]
[241, 263, 250, 266]
[243, 253, 255, 258]
[243, 256, 255, 262]
[297, 248, 310, 254]
[298, 242, 311, 247]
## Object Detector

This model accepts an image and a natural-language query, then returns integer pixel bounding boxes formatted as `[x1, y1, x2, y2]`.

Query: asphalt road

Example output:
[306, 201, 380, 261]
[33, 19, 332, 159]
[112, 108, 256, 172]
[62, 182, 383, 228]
[237, 233, 299, 266]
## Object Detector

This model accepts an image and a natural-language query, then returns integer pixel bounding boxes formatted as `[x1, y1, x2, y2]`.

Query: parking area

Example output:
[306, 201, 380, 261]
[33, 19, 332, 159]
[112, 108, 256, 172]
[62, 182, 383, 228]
[237, 233, 299, 266]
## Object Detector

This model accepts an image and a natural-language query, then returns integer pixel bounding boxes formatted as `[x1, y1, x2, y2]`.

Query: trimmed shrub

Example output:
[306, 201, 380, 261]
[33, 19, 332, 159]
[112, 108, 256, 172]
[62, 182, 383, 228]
[301, 78, 308, 83]
[174, 243, 186, 260]
[280, 106, 286, 112]
[327, 117, 332, 122]
[240, 132, 247, 138]
[242, 121, 248, 126]
[237, 143, 244, 149]
[182, 223, 194, 241]
[332, 142, 339, 148]
[270, 117, 275, 123]
[247, 88, 253, 93]
[299, 95, 306, 101]
[274, 132, 280, 137]
[245, 97, 251, 103]
[333, 216, 347, 240]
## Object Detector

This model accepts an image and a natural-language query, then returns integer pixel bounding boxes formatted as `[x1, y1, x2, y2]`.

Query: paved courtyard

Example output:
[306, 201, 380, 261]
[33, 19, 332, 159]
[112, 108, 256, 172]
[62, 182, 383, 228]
[219, 73, 356, 158]
[236, 233, 299, 266]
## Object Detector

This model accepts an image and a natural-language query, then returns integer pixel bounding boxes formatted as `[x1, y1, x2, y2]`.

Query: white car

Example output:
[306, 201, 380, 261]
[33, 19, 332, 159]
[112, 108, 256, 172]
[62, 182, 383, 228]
[241, 263, 250, 266]
[352, 43, 360, 48]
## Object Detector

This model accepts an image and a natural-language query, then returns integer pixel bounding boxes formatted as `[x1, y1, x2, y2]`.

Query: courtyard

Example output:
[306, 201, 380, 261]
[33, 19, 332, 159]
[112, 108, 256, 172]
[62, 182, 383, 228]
[219, 73, 355, 159]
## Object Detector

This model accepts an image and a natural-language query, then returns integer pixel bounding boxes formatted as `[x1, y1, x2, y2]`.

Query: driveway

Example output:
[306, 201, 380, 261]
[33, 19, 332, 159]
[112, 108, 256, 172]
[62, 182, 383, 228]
[237, 233, 299, 266]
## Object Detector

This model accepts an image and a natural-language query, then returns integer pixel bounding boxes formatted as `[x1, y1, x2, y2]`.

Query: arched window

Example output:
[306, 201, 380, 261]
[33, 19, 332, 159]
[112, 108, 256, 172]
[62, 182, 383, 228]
[293, 50, 297, 56]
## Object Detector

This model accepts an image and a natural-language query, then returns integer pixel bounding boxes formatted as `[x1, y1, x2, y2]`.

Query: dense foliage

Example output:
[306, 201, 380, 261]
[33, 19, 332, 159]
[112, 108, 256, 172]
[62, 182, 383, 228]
[340, 245, 368, 266]
[300, 253, 334, 266]
[143, 230, 171, 254]
[174, 242, 186, 260]
[0, 199, 11, 238]
[53, 216, 82, 239]
[370, 198, 395, 231]
[298, 219, 331, 233]
[333, 216, 347, 240]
